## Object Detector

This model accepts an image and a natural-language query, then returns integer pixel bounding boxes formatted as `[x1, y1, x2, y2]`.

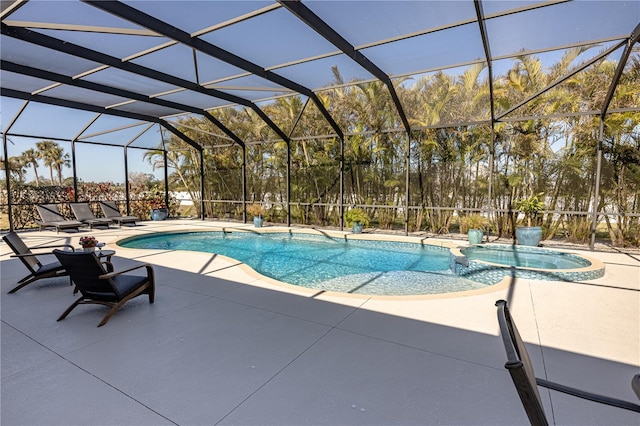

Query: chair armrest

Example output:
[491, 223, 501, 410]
[537, 377, 640, 413]
[99, 263, 153, 279]
[101, 261, 114, 273]
[33, 244, 75, 251]
[11, 245, 75, 258]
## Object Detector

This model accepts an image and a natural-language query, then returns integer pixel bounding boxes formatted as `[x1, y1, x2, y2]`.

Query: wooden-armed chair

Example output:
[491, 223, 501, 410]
[53, 250, 155, 327]
[2, 232, 74, 293]
[495, 299, 640, 426]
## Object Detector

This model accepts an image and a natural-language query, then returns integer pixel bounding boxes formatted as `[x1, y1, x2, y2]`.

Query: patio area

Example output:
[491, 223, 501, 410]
[1, 220, 639, 425]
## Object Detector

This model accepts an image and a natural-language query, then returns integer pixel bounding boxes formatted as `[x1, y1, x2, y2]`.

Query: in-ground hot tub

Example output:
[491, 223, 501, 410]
[449, 244, 605, 284]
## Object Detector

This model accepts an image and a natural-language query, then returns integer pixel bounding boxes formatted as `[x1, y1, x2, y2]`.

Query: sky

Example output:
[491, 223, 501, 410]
[2, 96, 164, 184]
[3, 136, 161, 185]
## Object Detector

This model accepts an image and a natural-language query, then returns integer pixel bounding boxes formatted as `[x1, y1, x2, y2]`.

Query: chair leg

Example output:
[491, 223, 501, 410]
[632, 374, 640, 400]
[7, 274, 36, 294]
[8, 271, 71, 294]
[57, 297, 84, 321]
[97, 305, 122, 327]
[96, 284, 152, 327]
[145, 267, 155, 303]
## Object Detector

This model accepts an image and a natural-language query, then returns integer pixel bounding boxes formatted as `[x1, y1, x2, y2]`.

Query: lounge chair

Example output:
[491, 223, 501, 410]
[2, 231, 74, 293]
[36, 204, 84, 233]
[53, 249, 155, 327]
[70, 203, 112, 229]
[99, 201, 139, 226]
[495, 300, 640, 425]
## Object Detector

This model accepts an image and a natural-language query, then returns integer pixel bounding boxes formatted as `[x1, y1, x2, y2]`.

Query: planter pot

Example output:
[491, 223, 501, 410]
[83, 246, 95, 253]
[253, 216, 264, 228]
[467, 229, 483, 245]
[516, 226, 543, 246]
[151, 208, 168, 221]
[351, 222, 363, 234]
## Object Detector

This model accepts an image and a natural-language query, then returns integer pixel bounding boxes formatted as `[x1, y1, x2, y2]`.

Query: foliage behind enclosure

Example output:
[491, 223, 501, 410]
[2, 53, 638, 246]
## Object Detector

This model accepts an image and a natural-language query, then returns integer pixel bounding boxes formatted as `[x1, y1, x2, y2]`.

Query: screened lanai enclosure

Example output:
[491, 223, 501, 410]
[1, 1, 639, 248]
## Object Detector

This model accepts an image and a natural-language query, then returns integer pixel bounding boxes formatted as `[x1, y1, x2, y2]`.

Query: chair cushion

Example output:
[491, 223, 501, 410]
[84, 218, 112, 225]
[113, 216, 138, 223]
[37, 261, 65, 274]
[41, 220, 83, 229]
[111, 274, 149, 298]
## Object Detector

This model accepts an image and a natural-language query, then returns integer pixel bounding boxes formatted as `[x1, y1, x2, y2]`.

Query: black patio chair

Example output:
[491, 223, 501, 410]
[36, 204, 84, 233]
[2, 232, 74, 293]
[99, 201, 139, 226]
[495, 299, 640, 426]
[70, 202, 112, 229]
[53, 250, 155, 327]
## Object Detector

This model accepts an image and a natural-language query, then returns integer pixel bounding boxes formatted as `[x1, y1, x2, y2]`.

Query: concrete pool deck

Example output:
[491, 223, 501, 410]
[2, 219, 639, 425]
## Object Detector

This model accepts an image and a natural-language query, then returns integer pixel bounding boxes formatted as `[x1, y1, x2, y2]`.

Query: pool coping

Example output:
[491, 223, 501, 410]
[113, 226, 515, 301]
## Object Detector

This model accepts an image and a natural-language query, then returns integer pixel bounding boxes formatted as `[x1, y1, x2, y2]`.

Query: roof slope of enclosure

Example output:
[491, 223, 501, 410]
[1, 0, 639, 149]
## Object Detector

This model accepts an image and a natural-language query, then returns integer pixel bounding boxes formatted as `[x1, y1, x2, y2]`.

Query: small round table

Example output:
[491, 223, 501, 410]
[76, 248, 115, 259]
[95, 249, 115, 260]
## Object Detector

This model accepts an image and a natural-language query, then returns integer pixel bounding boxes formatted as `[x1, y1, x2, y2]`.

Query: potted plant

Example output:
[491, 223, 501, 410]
[148, 187, 168, 220]
[461, 214, 487, 244]
[515, 193, 545, 246]
[79, 235, 98, 252]
[344, 208, 370, 234]
[150, 199, 168, 221]
[247, 203, 264, 228]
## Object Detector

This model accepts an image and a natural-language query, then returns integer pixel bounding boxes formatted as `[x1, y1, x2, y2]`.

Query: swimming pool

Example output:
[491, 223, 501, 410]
[119, 231, 489, 296]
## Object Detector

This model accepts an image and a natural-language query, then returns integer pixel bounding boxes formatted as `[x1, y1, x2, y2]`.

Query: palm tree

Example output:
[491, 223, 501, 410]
[0, 155, 26, 182]
[405, 72, 463, 232]
[51, 147, 70, 185]
[21, 148, 40, 186]
[36, 140, 59, 185]
[34, 141, 70, 185]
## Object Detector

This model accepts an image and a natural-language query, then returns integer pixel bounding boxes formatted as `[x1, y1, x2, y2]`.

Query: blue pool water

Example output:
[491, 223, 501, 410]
[461, 245, 591, 269]
[120, 231, 488, 296]
[451, 244, 603, 284]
